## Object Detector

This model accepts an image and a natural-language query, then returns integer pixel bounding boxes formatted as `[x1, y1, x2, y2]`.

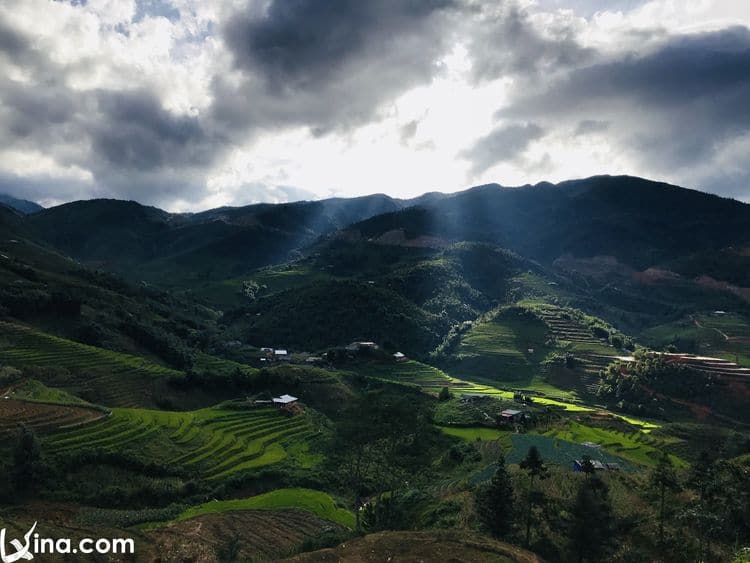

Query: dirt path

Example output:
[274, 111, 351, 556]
[691, 315, 729, 341]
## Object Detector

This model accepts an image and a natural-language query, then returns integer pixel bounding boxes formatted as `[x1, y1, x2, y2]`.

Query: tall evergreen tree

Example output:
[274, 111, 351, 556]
[520, 445, 549, 546]
[12, 424, 42, 495]
[650, 453, 680, 545]
[568, 476, 616, 563]
[686, 450, 718, 559]
[475, 455, 515, 538]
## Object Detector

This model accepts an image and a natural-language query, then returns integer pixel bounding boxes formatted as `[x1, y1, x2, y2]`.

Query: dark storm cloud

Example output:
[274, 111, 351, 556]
[215, 0, 460, 133]
[225, 0, 455, 90]
[468, 4, 595, 82]
[91, 89, 216, 171]
[461, 122, 545, 174]
[0, 19, 27, 57]
[500, 26, 750, 188]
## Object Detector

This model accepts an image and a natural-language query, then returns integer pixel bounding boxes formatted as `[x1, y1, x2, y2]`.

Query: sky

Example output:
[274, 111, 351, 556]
[0, 0, 749, 211]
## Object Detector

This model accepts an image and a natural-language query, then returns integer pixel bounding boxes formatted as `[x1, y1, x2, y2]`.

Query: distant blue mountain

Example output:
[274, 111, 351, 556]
[0, 193, 44, 214]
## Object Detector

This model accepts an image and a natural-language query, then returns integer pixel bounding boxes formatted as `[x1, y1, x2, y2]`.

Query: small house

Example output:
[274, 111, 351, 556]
[393, 352, 407, 362]
[500, 409, 525, 423]
[260, 347, 274, 360]
[272, 394, 298, 407]
[305, 356, 324, 365]
[573, 459, 607, 472]
[346, 341, 378, 352]
[274, 349, 290, 360]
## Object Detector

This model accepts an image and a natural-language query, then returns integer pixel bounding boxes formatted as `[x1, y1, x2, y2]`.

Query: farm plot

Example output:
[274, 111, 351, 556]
[0, 398, 104, 434]
[539, 421, 686, 468]
[43, 406, 316, 479]
[438, 425, 512, 444]
[0, 321, 181, 407]
[449, 308, 549, 383]
[145, 509, 345, 562]
[355, 360, 454, 392]
[168, 488, 355, 528]
[506, 434, 632, 470]
[193, 353, 256, 377]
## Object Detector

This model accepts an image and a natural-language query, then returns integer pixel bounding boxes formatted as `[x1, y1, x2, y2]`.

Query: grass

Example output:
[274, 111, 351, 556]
[187, 267, 338, 308]
[5, 379, 95, 407]
[541, 421, 687, 468]
[438, 425, 512, 445]
[43, 405, 316, 479]
[612, 414, 661, 433]
[641, 313, 750, 367]
[164, 488, 355, 528]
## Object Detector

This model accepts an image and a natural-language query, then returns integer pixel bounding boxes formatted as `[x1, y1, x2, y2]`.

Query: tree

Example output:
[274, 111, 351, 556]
[475, 455, 515, 538]
[520, 446, 549, 546]
[12, 425, 43, 494]
[580, 455, 595, 478]
[685, 451, 720, 560]
[438, 386, 452, 401]
[650, 453, 680, 545]
[330, 391, 436, 532]
[242, 280, 260, 301]
[568, 476, 616, 563]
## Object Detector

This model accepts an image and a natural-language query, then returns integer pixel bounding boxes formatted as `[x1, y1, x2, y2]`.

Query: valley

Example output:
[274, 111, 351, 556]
[0, 176, 749, 562]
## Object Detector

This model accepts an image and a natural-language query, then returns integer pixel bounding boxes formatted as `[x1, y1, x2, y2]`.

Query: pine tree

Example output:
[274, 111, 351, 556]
[520, 446, 549, 546]
[475, 455, 515, 538]
[650, 453, 680, 545]
[12, 425, 42, 495]
[568, 476, 616, 563]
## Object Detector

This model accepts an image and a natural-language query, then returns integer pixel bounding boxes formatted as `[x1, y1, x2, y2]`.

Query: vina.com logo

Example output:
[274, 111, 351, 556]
[0, 522, 135, 561]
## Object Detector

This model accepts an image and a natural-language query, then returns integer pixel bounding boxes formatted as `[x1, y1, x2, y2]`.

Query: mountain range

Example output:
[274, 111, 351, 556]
[4, 175, 749, 286]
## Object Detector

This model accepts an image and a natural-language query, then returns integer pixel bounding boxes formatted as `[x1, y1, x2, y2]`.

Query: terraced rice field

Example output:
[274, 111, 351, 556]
[355, 360, 456, 392]
[451, 308, 549, 382]
[533, 305, 620, 393]
[169, 488, 355, 528]
[438, 425, 512, 444]
[0, 398, 105, 434]
[44, 407, 315, 479]
[0, 321, 181, 407]
[194, 352, 256, 376]
[145, 509, 345, 561]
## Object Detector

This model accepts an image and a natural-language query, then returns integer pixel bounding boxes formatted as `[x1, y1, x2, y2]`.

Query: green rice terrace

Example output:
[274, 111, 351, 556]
[0, 321, 181, 407]
[43, 406, 318, 480]
[445, 306, 550, 385]
[149, 488, 355, 528]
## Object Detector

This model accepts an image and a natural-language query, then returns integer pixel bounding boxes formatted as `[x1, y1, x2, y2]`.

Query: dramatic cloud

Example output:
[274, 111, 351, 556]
[1, 0, 750, 209]
[461, 123, 545, 174]
[467, 3, 595, 82]
[215, 0, 461, 134]
[500, 26, 750, 195]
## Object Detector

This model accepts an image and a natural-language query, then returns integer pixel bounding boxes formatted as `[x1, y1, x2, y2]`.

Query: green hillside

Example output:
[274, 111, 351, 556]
[440, 307, 555, 390]
[224, 280, 443, 354]
[44, 406, 317, 480]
